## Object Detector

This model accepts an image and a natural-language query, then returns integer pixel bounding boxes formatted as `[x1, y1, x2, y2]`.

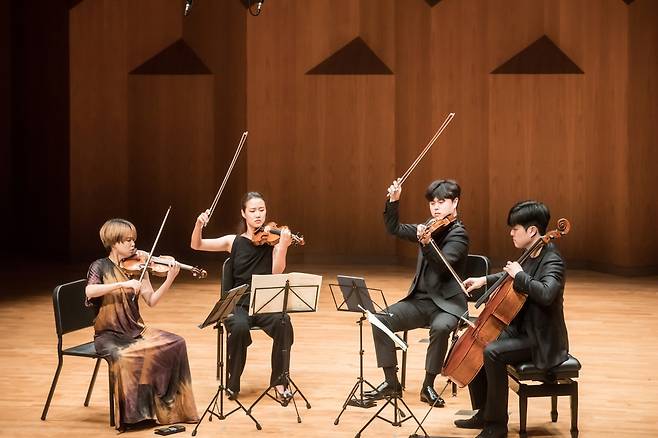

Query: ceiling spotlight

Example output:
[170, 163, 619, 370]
[184, 0, 194, 17]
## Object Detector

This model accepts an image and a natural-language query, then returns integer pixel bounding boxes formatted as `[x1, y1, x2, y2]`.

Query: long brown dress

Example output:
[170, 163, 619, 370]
[86, 258, 199, 429]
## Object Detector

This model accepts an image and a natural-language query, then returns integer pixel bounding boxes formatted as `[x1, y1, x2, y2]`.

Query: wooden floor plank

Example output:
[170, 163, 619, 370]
[1, 265, 657, 437]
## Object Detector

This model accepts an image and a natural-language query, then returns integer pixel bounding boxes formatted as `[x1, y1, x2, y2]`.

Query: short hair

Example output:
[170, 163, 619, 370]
[425, 179, 461, 202]
[507, 200, 550, 234]
[99, 218, 136, 251]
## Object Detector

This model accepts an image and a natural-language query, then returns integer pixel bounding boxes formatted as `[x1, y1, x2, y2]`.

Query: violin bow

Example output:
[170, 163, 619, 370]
[206, 131, 248, 225]
[388, 112, 455, 197]
[134, 206, 171, 301]
[426, 238, 472, 306]
[426, 239, 474, 328]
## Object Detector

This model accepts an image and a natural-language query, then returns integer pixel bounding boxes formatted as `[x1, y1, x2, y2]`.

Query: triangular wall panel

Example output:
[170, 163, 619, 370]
[130, 39, 211, 75]
[491, 35, 583, 74]
[306, 37, 393, 75]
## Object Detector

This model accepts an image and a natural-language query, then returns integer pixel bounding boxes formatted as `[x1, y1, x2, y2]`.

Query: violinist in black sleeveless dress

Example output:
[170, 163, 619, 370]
[191, 192, 294, 401]
[456, 201, 569, 438]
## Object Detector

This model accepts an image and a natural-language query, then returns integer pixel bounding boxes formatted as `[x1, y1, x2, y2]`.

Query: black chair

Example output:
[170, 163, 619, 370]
[217, 257, 260, 380]
[221, 257, 234, 300]
[507, 354, 581, 437]
[400, 254, 491, 391]
[41, 279, 115, 426]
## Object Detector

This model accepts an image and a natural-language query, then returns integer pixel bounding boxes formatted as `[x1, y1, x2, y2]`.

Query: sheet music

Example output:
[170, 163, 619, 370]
[360, 306, 408, 351]
[250, 272, 322, 315]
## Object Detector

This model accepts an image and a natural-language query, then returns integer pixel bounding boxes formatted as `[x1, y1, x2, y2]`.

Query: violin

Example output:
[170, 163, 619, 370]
[418, 212, 457, 243]
[251, 222, 305, 246]
[120, 252, 208, 279]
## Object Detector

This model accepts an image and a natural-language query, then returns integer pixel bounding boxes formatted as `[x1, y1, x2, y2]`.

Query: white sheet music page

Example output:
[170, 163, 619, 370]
[249, 272, 322, 315]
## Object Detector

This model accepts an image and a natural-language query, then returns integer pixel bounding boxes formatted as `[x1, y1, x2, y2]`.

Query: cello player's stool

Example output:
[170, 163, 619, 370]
[507, 354, 581, 437]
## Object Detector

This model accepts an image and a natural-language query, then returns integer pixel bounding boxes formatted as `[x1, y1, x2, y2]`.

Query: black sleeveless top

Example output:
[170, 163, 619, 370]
[230, 235, 274, 306]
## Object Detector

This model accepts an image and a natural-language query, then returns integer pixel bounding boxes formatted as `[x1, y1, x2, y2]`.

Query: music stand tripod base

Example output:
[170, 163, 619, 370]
[354, 392, 428, 438]
[247, 276, 319, 423]
[333, 315, 379, 426]
[330, 279, 392, 425]
[193, 286, 261, 434]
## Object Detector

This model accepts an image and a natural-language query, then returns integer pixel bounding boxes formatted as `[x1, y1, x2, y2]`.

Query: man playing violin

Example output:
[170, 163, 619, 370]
[191, 191, 295, 402]
[85, 219, 198, 431]
[456, 201, 569, 438]
[366, 179, 469, 407]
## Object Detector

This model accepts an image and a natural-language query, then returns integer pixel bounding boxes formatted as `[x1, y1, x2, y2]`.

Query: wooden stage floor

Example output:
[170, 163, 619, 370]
[1, 264, 657, 437]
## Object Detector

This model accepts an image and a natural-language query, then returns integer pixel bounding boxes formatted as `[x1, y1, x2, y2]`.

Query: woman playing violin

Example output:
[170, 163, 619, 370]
[190, 191, 294, 402]
[366, 179, 469, 408]
[85, 218, 198, 431]
[454, 201, 569, 438]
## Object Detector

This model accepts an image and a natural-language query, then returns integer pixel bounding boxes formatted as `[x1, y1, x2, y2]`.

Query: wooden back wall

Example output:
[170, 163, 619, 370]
[64, 0, 657, 274]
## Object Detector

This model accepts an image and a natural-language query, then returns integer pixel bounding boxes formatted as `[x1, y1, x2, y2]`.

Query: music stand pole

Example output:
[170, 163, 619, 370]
[247, 280, 312, 423]
[334, 283, 379, 425]
[354, 313, 428, 438]
[193, 287, 261, 435]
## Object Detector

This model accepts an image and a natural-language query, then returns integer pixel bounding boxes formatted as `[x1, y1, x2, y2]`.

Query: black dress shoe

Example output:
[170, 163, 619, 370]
[419, 385, 444, 407]
[363, 381, 387, 398]
[364, 381, 402, 400]
[226, 388, 239, 400]
[275, 387, 294, 406]
[475, 424, 507, 438]
[454, 411, 484, 429]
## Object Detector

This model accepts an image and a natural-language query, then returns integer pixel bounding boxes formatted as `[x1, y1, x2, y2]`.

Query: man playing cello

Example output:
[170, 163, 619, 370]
[456, 200, 570, 438]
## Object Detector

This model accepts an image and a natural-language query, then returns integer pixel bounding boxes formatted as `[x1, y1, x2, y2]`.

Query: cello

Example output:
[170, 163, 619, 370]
[442, 218, 571, 387]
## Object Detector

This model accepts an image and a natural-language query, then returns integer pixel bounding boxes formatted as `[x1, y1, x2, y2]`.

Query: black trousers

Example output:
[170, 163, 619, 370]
[467, 330, 533, 426]
[372, 297, 459, 377]
[224, 306, 294, 392]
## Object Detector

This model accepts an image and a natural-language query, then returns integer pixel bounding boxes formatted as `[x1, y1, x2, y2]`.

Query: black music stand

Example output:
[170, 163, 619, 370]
[192, 284, 261, 435]
[246, 274, 320, 423]
[354, 300, 429, 438]
[330, 276, 390, 424]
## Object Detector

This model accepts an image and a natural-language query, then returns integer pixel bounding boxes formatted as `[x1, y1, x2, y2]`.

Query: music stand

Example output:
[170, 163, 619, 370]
[246, 273, 321, 423]
[192, 284, 262, 435]
[354, 301, 429, 437]
[330, 275, 389, 425]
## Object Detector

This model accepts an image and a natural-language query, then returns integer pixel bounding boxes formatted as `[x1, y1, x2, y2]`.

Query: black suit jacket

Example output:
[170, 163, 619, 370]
[384, 200, 469, 317]
[486, 243, 569, 370]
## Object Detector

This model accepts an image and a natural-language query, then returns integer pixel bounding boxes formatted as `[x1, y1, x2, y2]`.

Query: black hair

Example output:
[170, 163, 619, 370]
[425, 179, 461, 202]
[241, 191, 264, 210]
[507, 200, 550, 234]
[237, 191, 265, 233]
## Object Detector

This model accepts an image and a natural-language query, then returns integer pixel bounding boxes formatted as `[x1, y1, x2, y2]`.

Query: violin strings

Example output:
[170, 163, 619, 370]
[208, 131, 249, 220]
